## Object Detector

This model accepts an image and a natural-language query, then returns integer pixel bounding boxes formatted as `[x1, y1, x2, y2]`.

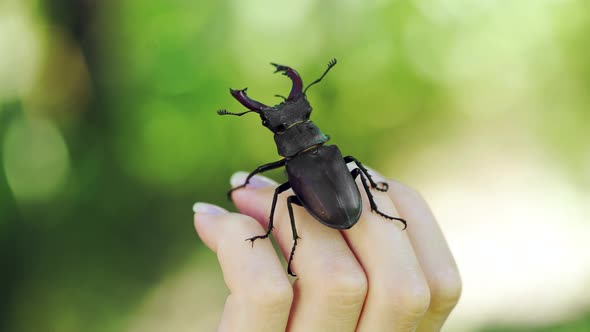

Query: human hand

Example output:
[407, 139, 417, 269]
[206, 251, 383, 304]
[193, 169, 461, 332]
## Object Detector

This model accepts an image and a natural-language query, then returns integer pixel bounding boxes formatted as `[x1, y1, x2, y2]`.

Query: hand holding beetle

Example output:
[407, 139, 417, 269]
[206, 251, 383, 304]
[217, 59, 408, 275]
[194, 171, 461, 331]
[193, 60, 461, 331]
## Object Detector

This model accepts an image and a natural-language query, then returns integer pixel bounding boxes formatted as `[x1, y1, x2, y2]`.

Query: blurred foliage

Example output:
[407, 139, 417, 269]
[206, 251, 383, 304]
[480, 312, 590, 332]
[1, 0, 589, 331]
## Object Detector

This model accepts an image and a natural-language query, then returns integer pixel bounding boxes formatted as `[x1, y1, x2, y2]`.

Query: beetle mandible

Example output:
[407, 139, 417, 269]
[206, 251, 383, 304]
[217, 59, 407, 276]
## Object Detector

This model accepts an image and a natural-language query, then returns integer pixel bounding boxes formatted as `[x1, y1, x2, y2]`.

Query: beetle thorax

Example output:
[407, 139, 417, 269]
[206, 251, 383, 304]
[273, 120, 329, 158]
[260, 96, 312, 134]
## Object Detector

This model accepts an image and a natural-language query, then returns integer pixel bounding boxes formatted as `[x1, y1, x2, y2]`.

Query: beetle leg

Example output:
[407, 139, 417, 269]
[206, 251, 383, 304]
[227, 159, 286, 199]
[350, 168, 407, 230]
[344, 156, 389, 192]
[245, 181, 291, 246]
[286, 195, 303, 277]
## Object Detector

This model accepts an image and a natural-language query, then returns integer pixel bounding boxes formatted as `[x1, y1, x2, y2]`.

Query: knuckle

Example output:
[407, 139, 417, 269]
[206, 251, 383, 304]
[249, 277, 293, 310]
[326, 269, 368, 298]
[398, 283, 431, 317]
[384, 275, 431, 317]
[321, 260, 368, 308]
[428, 270, 462, 313]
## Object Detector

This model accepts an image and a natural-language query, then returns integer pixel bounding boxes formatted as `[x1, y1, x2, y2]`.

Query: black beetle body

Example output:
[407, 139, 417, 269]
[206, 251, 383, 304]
[217, 59, 406, 276]
[287, 145, 361, 229]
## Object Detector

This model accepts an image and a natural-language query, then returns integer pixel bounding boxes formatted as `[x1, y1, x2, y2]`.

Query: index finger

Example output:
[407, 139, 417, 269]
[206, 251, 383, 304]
[193, 203, 293, 332]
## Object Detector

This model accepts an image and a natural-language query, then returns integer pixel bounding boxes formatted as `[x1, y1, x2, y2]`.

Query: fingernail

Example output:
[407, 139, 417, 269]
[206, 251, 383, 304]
[230, 171, 277, 189]
[193, 202, 228, 215]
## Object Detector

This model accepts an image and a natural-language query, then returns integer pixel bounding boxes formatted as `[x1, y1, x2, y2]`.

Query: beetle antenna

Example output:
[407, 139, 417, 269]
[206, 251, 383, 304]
[274, 94, 287, 101]
[303, 58, 337, 95]
[217, 109, 255, 116]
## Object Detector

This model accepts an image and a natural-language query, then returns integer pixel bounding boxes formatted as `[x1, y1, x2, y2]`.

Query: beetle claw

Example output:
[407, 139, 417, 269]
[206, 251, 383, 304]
[374, 209, 407, 229]
[375, 182, 389, 192]
[245, 237, 257, 248]
[245, 234, 270, 247]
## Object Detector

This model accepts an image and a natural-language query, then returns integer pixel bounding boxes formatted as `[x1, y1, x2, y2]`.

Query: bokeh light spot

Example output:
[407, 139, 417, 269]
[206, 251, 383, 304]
[3, 116, 70, 202]
[0, 2, 42, 99]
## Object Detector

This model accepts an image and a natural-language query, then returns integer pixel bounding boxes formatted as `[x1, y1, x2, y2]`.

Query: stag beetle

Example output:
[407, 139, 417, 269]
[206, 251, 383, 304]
[217, 59, 407, 276]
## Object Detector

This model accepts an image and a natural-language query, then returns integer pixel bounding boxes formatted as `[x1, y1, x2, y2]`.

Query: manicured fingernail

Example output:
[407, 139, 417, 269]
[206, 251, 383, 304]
[230, 171, 277, 189]
[193, 202, 228, 215]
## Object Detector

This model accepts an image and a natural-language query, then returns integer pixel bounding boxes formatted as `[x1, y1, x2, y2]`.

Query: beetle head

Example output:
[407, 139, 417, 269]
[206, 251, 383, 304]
[260, 96, 312, 133]
[217, 59, 337, 134]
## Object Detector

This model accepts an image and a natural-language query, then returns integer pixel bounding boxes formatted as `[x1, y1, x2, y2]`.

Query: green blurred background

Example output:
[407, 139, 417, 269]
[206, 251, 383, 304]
[1, 0, 589, 331]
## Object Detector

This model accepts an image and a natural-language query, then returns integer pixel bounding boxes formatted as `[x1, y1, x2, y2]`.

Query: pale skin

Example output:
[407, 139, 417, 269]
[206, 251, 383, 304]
[193, 168, 462, 332]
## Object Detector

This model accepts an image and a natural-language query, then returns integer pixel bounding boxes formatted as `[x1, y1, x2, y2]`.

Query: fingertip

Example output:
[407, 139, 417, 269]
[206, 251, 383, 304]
[229, 172, 279, 224]
[231, 186, 277, 225]
[193, 202, 228, 214]
[230, 171, 249, 188]
[193, 202, 229, 252]
[230, 171, 278, 189]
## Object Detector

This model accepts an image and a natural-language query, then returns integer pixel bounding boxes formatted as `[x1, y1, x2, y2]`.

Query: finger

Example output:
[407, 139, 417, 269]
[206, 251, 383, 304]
[341, 170, 431, 332]
[193, 202, 293, 332]
[386, 181, 462, 331]
[230, 173, 367, 332]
